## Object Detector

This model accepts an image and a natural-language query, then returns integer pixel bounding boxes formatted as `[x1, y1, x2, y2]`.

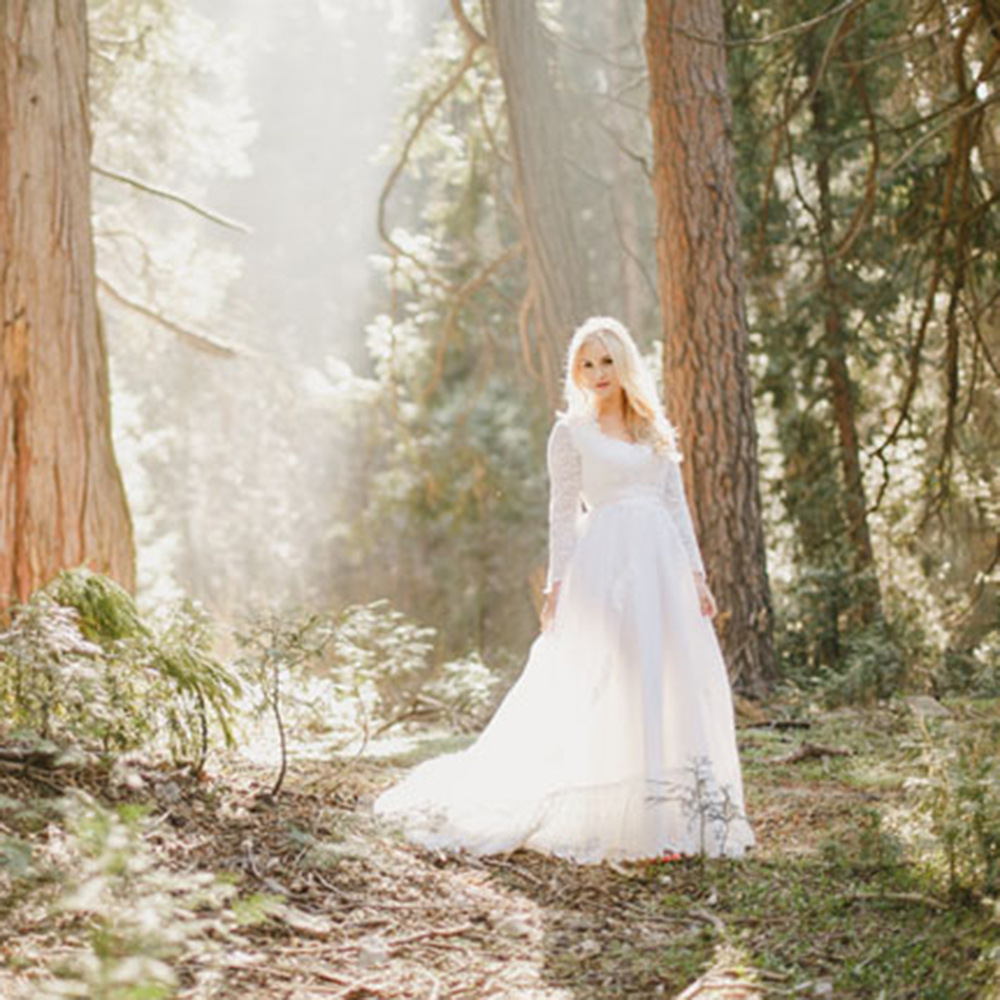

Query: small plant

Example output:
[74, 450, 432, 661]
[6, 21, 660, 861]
[233, 609, 335, 798]
[823, 618, 907, 706]
[151, 599, 241, 774]
[329, 600, 497, 737]
[0, 593, 106, 742]
[233, 601, 499, 798]
[420, 651, 500, 733]
[41, 793, 239, 1000]
[646, 756, 749, 858]
[935, 637, 1000, 698]
[907, 715, 1000, 899]
[330, 599, 437, 726]
[0, 569, 241, 769]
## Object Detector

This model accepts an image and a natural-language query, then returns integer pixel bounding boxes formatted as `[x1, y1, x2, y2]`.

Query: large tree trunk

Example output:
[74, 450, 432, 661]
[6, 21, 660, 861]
[644, 0, 775, 696]
[0, 1, 134, 610]
[484, 0, 591, 406]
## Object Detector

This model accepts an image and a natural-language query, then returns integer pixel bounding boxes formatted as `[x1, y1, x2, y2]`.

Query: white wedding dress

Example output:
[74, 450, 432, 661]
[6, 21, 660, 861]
[373, 412, 755, 863]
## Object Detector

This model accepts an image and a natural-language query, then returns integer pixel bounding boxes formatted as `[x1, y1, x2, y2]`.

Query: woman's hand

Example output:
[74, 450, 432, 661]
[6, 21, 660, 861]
[541, 582, 561, 632]
[694, 572, 717, 618]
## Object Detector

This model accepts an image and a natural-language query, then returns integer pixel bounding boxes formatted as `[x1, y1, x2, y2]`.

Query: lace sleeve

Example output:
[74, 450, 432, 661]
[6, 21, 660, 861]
[545, 419, 583, 592]
[663, 457, 706, 576]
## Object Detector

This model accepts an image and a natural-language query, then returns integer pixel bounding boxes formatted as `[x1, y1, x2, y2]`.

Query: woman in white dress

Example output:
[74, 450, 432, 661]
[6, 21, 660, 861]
[373, 316, 755, 863]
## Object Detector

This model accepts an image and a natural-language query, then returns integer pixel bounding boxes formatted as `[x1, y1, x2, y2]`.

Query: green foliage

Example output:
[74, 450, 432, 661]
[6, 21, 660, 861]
[935, 636, 1000, 699]
[330, 599, 436, 720]
[151, 599, 241, 771]
[234, 600, 500, 795]
[41, 793, 239, 1000]
[228, 891, 286, 927]
[0, 569, 240, 768]
[325, 600, 500, 734]
[830, 619, 908, 705]
[773, 561, 912, 705]
[908, 714, 1000, 899]
[0, 834, 35, 881]
[233, 608, 334, 795]
[734, 0, 1000, 697]
[49, 571, 148, 644]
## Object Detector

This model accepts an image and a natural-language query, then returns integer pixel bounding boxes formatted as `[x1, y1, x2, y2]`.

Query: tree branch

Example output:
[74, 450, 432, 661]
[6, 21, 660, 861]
[92, 164, 251, 233]
[97, 277, 245, 359]
[376, 32, 484, 287]
[422, 241, 524, 401]
[450, 0, 486, 47]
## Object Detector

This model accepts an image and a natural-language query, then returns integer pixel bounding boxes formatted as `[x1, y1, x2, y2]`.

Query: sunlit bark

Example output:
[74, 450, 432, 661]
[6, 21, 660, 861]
[644, 0, 775, 695]
[0, 1, 134, 609]
[484, 0, 590, 405]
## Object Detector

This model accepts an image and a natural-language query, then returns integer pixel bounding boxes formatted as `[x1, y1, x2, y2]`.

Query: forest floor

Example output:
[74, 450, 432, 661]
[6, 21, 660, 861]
[2, 696, 999, 999]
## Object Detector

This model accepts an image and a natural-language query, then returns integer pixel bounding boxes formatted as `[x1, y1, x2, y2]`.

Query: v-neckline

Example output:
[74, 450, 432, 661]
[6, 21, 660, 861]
[586, 413, 642, 448]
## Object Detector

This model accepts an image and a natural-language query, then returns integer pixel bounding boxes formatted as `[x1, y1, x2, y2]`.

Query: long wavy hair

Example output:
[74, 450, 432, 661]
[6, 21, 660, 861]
[560, 316, 682, 460]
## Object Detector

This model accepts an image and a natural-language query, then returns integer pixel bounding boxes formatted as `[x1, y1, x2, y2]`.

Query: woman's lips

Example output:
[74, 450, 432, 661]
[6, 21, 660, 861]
[596, 381, 610, 389]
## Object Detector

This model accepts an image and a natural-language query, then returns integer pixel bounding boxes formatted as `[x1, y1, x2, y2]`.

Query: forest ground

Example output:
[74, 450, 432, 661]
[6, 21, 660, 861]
[2, 697, 999, 999]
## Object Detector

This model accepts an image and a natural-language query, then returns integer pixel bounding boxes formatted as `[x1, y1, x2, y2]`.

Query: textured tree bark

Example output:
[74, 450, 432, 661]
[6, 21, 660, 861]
[0, 1, 135, 610]
[644, 0, 775, 696]
[484, 0, 591, 406]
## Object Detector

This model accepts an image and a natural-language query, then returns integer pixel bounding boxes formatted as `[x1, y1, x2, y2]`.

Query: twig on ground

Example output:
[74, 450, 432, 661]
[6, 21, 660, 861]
[772, 742, 852, 764]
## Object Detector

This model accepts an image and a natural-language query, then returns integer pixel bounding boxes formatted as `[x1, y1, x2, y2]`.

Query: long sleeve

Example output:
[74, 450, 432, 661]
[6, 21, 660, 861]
[663, 457, 706, 576]
[545, 419, 583, 592]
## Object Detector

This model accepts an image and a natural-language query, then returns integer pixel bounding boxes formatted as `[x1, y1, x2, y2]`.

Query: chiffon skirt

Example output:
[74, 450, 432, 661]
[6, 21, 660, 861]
[372, 496, 756, 864]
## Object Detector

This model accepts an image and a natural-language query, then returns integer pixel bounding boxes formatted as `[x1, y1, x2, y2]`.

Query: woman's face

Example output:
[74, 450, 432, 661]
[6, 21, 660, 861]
[575, 335, 621, 402]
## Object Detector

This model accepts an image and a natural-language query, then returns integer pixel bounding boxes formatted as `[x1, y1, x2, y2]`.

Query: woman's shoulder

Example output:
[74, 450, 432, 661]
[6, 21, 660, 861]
[546, 410, 589, 458]
[548, 410, 590, 440]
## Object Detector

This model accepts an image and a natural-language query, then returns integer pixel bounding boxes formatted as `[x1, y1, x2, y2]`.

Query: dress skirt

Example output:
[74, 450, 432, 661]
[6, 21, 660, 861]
[372, 494, 756, 864]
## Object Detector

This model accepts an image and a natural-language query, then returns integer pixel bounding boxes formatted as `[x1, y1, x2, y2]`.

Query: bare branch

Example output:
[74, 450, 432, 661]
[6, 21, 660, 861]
[422, 241, 524, 401]
[450, 0, 486, 47]
[97, 277, 244, 359]
[376, 31, 484, 287]
[880, 91, 1000, 181]
[673, 0, 871, 49]
[91, 164, 251, 233]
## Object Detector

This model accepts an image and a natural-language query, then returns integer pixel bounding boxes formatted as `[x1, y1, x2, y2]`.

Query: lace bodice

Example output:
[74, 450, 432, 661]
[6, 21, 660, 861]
[545, 414, 706, 591]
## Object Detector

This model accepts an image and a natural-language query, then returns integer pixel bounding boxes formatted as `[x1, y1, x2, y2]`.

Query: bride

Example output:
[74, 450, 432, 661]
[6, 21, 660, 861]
[373, 316, 756, 863]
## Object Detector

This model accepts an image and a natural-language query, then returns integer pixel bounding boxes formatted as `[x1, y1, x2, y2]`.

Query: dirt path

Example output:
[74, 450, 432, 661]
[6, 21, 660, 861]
[2, 701, 997, 998]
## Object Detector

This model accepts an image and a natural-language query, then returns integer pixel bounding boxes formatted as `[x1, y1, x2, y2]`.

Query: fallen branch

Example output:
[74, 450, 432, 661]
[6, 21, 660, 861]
[0, 745, 61, 768]
[847, 890, 948, 911]
[687, 905, 727, 935]
[745, 719, 812, 730]
[387, 922, 477, 951]
[771, 742, 852, 764]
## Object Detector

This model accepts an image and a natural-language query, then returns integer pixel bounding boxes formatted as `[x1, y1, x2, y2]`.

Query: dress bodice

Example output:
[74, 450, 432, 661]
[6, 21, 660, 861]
[545, 413, 705, 590]
[573, 417, 670, 509]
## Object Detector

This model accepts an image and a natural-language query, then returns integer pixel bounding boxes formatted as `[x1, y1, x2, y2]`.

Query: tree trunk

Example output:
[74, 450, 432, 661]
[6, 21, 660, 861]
[0, 1, 135, 610]
[644, 0, 775, 696]
[484, 0, 591, 406]
[809, 58, 883, 627]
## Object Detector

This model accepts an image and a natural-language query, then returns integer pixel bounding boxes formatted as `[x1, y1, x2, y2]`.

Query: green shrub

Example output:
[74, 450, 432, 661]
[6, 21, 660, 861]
[0, 569, 240, 769]
[233, 599, 500, 796]
[41, 793, 239, 1000]
[907, 715, 1000, 899]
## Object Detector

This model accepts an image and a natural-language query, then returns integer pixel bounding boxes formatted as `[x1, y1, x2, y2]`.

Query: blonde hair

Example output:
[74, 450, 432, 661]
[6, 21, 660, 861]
[560, 316, 682, 460]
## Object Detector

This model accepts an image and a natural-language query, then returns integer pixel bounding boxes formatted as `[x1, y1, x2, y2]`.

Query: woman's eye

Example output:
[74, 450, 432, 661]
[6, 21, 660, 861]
[582, 361, 593, 368]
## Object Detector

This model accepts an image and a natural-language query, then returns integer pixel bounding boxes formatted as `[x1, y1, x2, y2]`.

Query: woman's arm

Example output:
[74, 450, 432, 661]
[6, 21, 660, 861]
[663, 458, 717, 616]
[663, 457, 705, 576]
[542, 420, 582, 627]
